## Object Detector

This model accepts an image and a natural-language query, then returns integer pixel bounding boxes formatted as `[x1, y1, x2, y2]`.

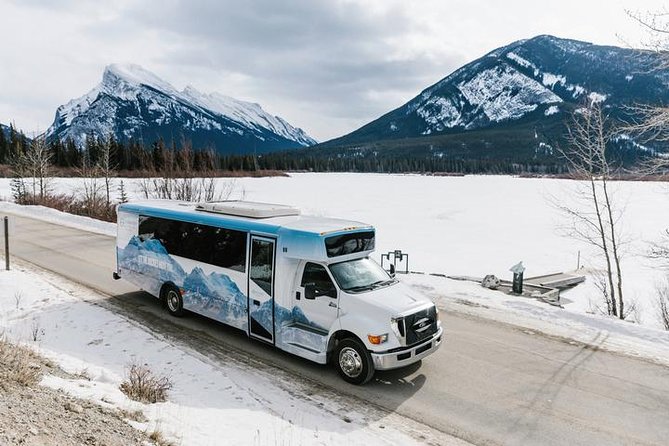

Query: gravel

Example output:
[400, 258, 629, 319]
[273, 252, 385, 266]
[0, 343, 155, 446]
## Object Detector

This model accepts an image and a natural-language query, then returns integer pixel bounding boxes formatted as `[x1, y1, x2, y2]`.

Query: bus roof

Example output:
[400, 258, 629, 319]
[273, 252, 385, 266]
[118, 200, 373, 237]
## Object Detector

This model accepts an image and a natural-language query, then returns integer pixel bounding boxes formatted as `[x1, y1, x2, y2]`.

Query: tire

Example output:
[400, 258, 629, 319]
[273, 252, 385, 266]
[162, 285, 184, 317]
[335, 338, 375, 385]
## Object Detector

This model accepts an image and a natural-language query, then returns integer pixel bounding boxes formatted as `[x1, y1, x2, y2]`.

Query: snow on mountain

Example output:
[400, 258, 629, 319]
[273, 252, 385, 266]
[457, 64, 562, 124]
[181, 86, 315, 146]
[46, 64, 316, 153]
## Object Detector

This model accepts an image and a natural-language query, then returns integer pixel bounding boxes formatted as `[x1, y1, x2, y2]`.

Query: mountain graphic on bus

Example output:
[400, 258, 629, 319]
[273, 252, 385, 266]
[120, 234, 327, 345]
[182, 267, 248, 330]
[252, 300, 325, 335]
[118, 235, 187, 285]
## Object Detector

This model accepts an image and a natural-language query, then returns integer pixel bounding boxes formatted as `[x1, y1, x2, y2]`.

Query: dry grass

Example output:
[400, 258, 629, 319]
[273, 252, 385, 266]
[119, 362, 172, 404]
[0, 337, 42, 386]
[148, 429, 176, 446]
[117, 408, 148, 423]
[15, 192, 117, 222]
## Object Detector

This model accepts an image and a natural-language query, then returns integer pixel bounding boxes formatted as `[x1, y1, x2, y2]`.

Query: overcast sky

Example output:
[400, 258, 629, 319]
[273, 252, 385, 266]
[0, 0, 666, 141]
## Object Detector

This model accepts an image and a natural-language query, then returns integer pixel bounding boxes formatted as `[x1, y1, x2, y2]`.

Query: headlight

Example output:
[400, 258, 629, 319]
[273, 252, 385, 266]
[391, 317, 406, 346]
[368, 333, 388, 344]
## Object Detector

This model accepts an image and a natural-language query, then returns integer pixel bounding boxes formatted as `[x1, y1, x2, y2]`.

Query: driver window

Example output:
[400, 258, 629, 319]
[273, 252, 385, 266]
[301, 263, 337, 298]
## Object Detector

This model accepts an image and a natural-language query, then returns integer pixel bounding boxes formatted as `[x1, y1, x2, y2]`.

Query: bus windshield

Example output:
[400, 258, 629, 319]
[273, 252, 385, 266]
[328, 257, 396, 293]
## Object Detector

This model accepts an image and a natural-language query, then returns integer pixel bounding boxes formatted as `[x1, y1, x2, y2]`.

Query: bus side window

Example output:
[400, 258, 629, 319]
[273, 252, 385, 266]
[211, 228, 247, 272]
[138, 215, 157, 241]
[137, 216, 247, 272]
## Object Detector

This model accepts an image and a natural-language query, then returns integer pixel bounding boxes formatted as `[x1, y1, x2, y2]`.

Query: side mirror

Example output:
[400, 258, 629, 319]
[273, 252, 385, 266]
[304, 283, 316, 300]
[389, 264, 396, 278]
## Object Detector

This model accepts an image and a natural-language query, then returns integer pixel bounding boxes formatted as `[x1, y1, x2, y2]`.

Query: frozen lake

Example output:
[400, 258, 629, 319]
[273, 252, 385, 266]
[2, 173, 668, 328]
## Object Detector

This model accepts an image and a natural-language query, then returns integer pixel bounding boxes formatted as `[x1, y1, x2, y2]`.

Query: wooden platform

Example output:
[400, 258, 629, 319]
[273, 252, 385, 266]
[525, 272, 586, 290]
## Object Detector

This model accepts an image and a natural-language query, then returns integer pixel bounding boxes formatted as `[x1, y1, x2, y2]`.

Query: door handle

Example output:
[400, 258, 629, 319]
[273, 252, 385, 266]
[296, 291, 301, 300]
[329, 302, 337, 308]
[253, 299, 260, 306]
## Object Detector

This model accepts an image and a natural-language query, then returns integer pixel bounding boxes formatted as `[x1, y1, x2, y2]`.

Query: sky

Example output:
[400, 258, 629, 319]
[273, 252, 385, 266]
[0, 0, 667, 141]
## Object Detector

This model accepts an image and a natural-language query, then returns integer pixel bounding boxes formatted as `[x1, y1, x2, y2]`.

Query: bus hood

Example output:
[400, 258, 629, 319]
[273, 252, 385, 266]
[343, 281, 434, 316]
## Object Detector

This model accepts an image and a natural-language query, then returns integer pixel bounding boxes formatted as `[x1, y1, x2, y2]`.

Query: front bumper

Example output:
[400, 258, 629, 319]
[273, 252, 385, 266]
[371, 326, 443, 371]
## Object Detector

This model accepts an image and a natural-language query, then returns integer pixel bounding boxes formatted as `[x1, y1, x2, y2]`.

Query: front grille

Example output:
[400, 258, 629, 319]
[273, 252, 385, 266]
[405, 306, 438, 345]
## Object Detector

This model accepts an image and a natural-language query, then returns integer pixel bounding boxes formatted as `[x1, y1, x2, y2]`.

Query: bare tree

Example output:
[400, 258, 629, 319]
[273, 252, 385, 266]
[98, 134, 117, 209]
[555, 101, 627, 319]
[24, 136, 52, 201]
[623, 9, 669, 171]
[77, 150, 105, 218]
[627, 9, 669, 61]
[8, 136, 52, 203]
[658, 285, 669, 330]
[137, 139, 237, 202]
[624, 9, 669, 326]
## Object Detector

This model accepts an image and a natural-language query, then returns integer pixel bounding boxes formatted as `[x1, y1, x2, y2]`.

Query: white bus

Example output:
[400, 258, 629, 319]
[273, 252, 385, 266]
[114, 200, 442, 384]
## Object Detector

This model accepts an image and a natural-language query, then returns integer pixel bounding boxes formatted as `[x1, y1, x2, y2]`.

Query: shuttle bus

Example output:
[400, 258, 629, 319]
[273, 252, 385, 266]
[114, 200, 442, 384]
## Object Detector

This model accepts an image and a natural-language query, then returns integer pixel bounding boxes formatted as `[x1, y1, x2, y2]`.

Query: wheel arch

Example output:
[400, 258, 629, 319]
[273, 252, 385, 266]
[159, 281, 180, 300]
[327, 330, 365, 362]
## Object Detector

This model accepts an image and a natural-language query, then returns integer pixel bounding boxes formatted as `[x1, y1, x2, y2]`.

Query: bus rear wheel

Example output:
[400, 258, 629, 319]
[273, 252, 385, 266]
[162, 285, 184, 317]
[335, 338, 375, 385]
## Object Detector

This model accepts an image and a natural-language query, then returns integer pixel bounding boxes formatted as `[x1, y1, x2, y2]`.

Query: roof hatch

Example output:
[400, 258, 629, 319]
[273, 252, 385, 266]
[195, 201, 300, 219]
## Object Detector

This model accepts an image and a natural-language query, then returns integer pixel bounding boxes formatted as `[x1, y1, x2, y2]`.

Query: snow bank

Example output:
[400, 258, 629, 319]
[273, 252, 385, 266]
[403, 274, 669, 366]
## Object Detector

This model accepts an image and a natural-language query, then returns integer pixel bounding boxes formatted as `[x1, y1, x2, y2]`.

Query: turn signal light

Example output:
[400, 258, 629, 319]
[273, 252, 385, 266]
[368, 334, 388, 344]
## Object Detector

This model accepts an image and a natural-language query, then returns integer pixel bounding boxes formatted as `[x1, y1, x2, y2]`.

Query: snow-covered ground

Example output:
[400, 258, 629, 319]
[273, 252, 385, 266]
[2, 173, 668, 330]
[1, 173, 668, 444]
[404, 274, 669, 366]
[0, 262, 446, 446]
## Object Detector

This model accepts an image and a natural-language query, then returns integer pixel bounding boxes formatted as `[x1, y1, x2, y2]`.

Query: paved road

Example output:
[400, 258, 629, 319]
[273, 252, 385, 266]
[3, 212, 669, 446]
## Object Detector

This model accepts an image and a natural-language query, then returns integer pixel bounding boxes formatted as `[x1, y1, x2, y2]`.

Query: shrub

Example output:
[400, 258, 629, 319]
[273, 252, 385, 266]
[120, 362, 172, 404]
[15, 191, 117, 222]
[0, 337, 41, 386]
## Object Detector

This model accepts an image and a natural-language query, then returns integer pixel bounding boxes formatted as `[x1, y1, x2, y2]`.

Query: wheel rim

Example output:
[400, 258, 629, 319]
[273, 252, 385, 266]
[167, 290, 180, 312]
[339, 346, 363, 378]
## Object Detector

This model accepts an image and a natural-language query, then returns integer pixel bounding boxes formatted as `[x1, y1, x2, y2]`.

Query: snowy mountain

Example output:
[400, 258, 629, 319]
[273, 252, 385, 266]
[45, 64, 316, 154]
[319, 35, 669, 161]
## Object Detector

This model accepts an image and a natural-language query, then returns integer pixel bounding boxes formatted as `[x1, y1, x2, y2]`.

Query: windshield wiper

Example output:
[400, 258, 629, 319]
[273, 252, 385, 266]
[346, 279, 396, 293]
[370, 280, 388, 288]
[345, 284, 375, 292]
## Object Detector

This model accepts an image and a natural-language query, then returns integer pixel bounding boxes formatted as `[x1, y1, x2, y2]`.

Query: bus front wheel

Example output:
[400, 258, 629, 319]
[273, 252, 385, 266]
[335, 338, 375, 385]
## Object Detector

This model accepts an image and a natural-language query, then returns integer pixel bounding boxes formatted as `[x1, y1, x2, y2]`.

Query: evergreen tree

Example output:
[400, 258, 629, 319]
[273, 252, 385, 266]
[65, 138, 81, 167]
[152, 138, 166, 170]
[0, 126, 7, 164]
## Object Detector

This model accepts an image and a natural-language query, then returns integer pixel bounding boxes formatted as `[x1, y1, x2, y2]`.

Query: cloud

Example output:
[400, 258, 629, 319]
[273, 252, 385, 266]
[116, 0, 464, 139]
[2, 0, 667, 140]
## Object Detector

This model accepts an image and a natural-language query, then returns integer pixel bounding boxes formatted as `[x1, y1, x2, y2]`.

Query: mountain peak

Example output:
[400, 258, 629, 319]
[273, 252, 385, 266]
[102, 63, 179, 95]
[46, 64, 316, 151]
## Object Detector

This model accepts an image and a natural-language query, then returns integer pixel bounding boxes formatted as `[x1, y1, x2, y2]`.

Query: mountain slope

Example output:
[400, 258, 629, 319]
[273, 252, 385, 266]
[320, 35, 669, 160]
[45, 64, 316, 154]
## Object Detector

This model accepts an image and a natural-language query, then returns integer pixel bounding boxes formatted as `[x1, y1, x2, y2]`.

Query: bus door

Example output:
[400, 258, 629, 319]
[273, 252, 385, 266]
[248, 235, 276, 343]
